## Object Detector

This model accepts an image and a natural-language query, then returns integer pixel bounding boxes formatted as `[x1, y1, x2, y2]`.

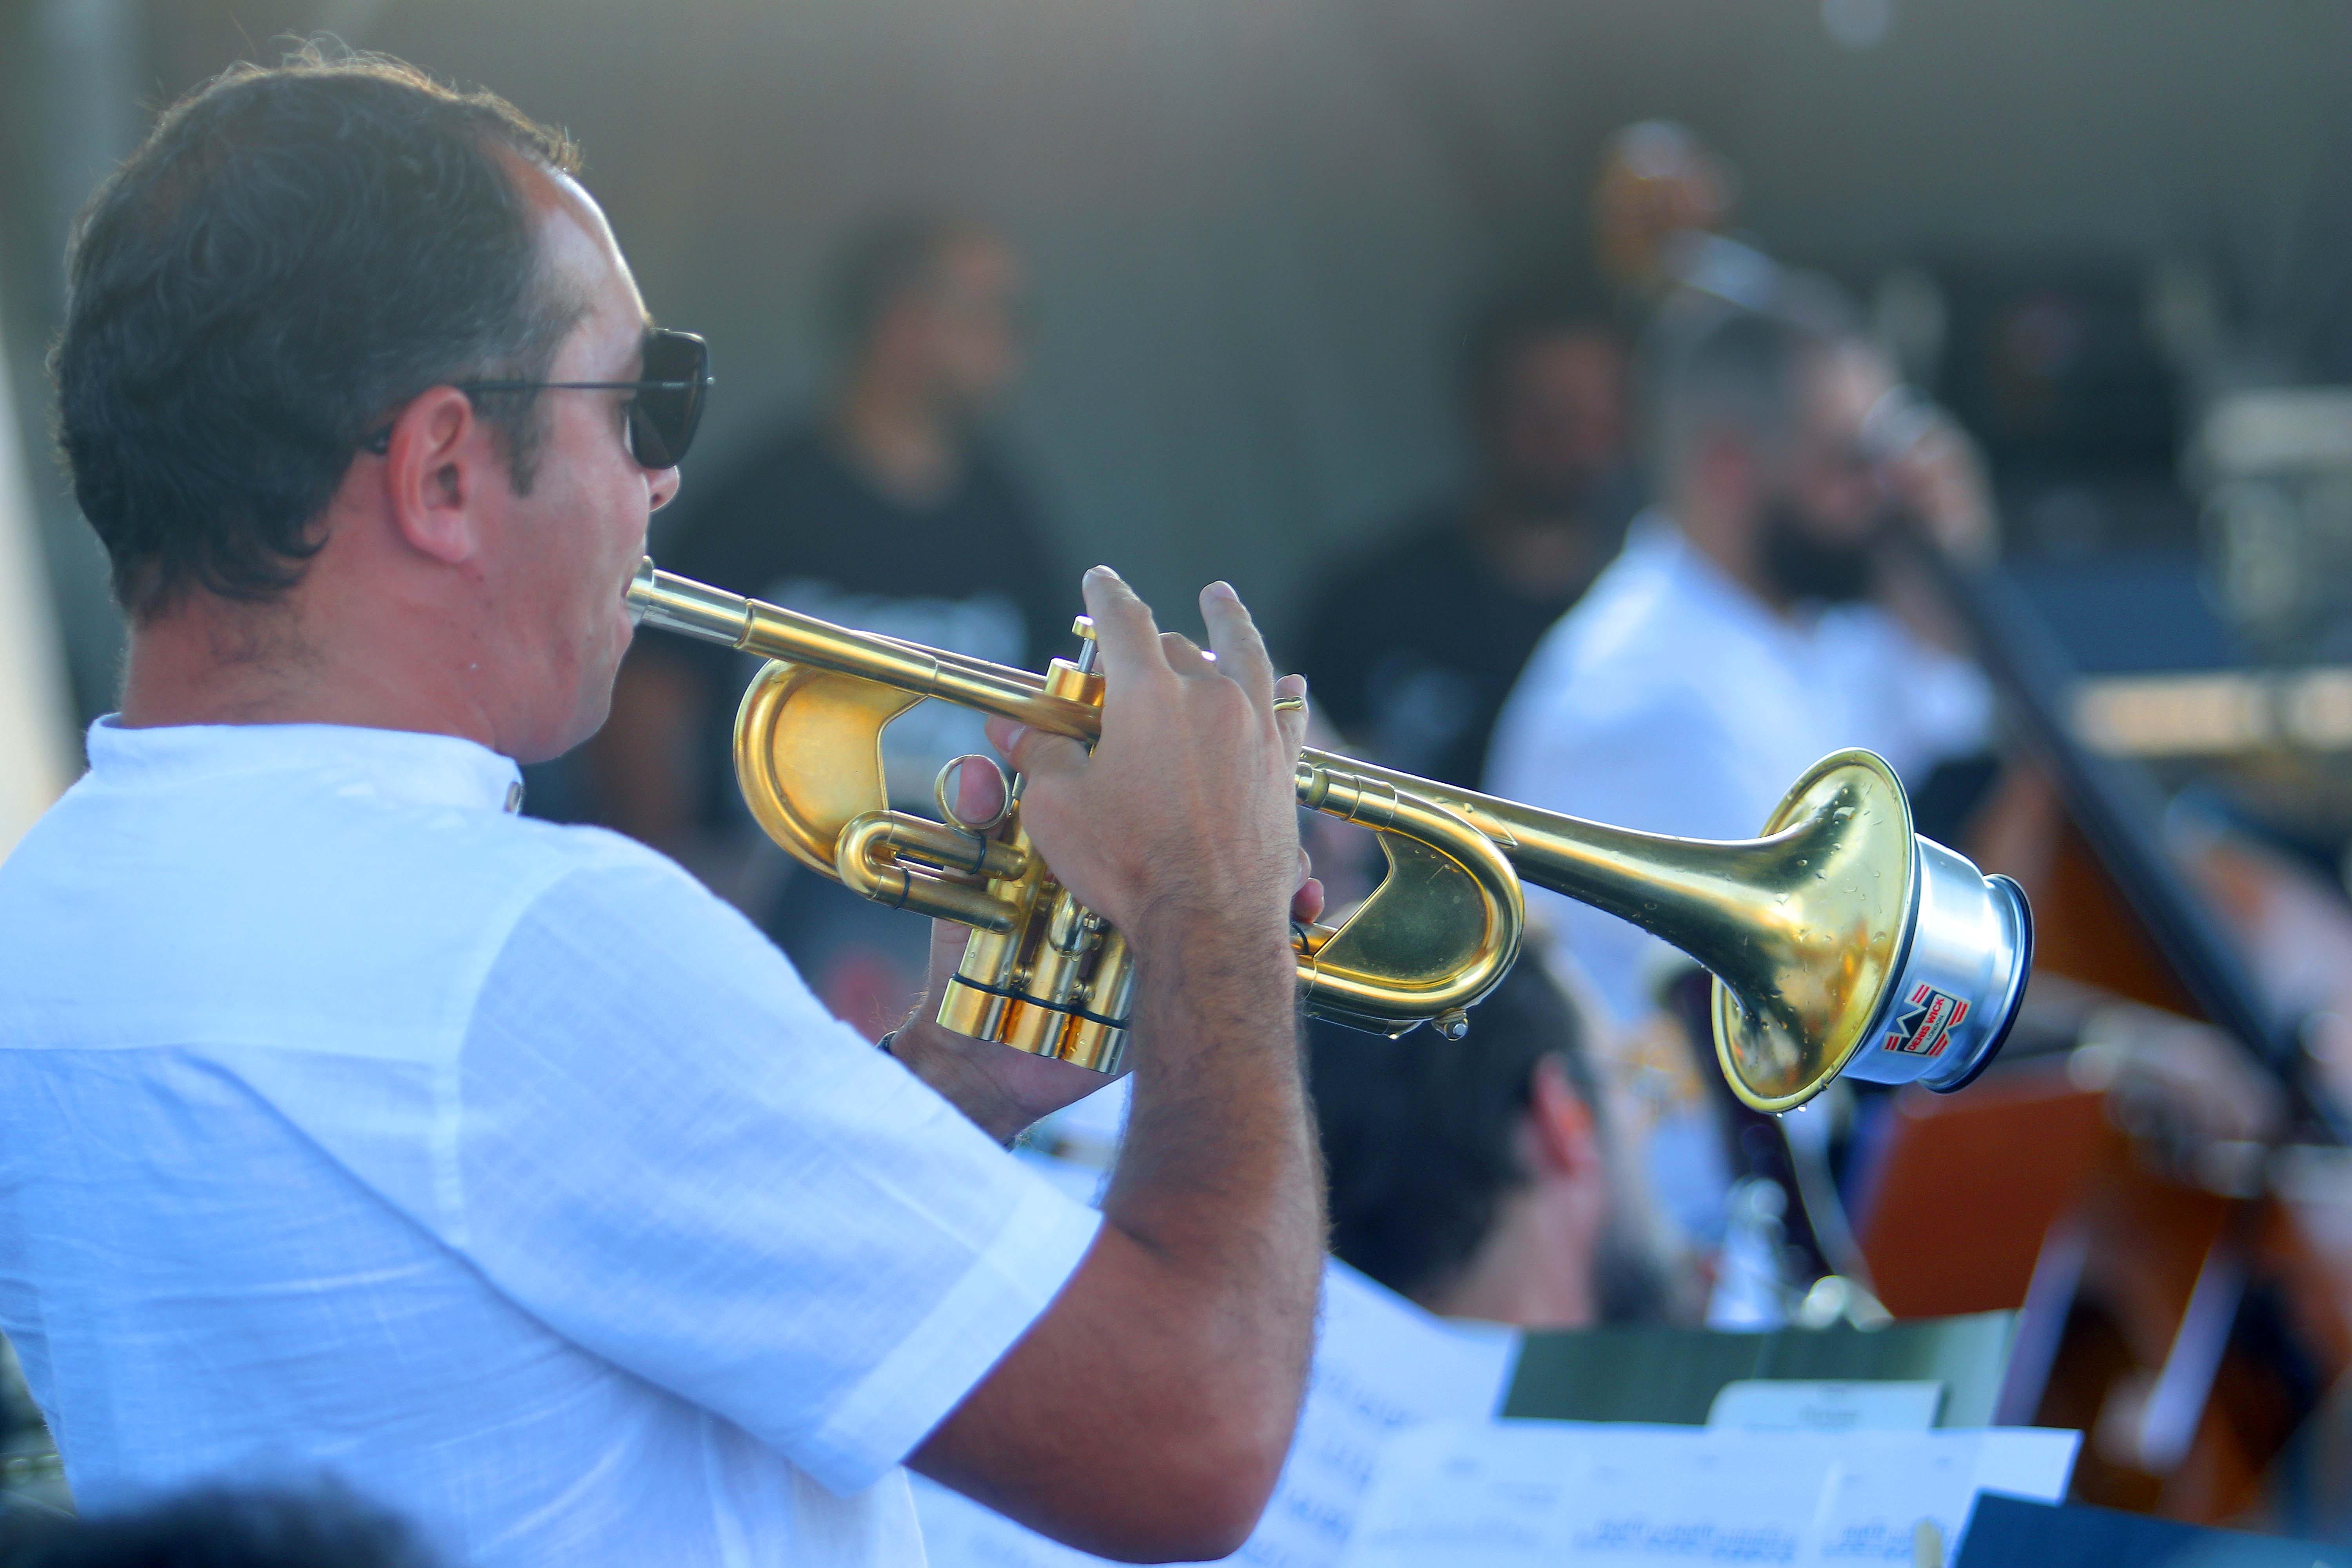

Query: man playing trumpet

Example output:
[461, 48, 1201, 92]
[0, 49, 1324, 1568]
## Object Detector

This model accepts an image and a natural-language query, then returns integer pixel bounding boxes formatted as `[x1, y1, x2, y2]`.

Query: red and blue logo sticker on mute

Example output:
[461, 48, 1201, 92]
[1882, 983, 1969, 1058]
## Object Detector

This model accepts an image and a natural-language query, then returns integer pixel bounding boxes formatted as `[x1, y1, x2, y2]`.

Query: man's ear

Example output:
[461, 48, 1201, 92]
[1527, 1055, 1604, 1181]
[381, 386, 492, 566]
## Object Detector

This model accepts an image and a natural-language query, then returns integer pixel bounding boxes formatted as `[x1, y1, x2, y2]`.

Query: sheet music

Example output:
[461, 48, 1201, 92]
[1706, 1379, 1944, 1432]
[1813, 1427, 2078, 1562]
[1340, 1421, 2080, 1567]
[911, 1258, 1522, 1568]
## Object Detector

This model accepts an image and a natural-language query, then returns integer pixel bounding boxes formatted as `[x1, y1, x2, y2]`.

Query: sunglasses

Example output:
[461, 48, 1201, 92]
[364, 328, 711, 469]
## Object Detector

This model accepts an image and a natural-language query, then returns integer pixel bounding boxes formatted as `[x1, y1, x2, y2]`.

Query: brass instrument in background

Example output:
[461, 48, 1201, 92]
[627, 560, 2032, 1112]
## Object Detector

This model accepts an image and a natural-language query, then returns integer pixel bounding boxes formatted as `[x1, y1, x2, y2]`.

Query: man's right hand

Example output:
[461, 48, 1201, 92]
[984, 564, 1312, 946]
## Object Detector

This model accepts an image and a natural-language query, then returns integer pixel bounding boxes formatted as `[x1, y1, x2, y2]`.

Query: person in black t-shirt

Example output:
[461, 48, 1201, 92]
[591, 216, 1067, 1036]
[1295, 294, 1638, 790]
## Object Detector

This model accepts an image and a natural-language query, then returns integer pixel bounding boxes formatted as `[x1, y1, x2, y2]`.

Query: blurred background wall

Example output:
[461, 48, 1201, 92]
[0, 290, 73, 857]
[6, 0, 2352, 728]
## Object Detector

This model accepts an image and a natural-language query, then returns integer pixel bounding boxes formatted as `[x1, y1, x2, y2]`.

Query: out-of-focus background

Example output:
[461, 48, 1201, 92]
[6, 0, 2352, 685]
[16, 0, 2352, 1540]
[11, 3, 2352, 843]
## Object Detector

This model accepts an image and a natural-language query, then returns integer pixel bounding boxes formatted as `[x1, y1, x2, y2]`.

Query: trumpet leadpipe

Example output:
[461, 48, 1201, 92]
[629, 559, 1100, 741]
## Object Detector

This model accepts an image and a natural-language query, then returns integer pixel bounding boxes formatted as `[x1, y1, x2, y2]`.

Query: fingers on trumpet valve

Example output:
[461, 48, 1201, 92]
[1079, 565, 1165, 680]
[936, 754, 1013, 833]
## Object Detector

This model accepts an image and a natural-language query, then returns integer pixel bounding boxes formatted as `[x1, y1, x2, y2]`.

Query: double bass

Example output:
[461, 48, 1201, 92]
[1844, 399, 2352, 1526]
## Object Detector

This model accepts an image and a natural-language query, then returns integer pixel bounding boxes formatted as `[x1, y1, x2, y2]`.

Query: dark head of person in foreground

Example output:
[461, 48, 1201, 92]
[12, 43, 1324, 1568]
[51, 45, 621, 760]
[1308, 961, 1669, 1327]
[0, 1488, 428, 1568]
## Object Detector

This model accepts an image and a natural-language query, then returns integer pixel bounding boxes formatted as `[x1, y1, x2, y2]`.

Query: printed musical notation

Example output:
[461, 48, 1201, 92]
[909, 1216, 2071, 1568]
[1339, 1421, 2079, 1567]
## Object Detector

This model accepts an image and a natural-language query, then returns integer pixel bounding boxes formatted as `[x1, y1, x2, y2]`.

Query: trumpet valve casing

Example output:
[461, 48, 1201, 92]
[936, 637, 1134, 1072]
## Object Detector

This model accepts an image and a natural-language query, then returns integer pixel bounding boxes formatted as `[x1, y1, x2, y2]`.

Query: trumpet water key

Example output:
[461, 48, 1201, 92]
[626, 560, 2031, 1112]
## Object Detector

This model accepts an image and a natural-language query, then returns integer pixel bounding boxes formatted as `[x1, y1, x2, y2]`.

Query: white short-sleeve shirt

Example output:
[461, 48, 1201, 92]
[1486, 517, 1992, 1026]
[0, 719, 1103, 1567]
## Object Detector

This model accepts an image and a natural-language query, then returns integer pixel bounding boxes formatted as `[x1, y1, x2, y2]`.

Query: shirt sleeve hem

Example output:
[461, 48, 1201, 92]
[797, 1173, 1105, 1495]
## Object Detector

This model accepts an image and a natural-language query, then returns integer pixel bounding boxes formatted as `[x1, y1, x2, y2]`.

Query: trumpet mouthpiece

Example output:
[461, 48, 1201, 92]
[625, 557, 754, 648]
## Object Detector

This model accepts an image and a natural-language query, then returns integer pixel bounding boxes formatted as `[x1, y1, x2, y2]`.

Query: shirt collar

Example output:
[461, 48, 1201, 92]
[85, 719, 526, 815]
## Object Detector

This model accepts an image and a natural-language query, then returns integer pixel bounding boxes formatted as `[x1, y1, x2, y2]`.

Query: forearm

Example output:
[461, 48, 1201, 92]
[1098, 905, 1322, 1450]
[1876, 550, 1973, 656]
[1107, 908, 1318, 1256]
[891, 908, 1317, 1212]
[908, 907, 1321, 1558]
[887, 1024, 1032, 1146]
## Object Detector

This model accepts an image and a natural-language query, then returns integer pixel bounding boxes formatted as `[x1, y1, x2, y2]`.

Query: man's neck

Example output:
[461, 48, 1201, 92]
[1421, 1189, 1599, 1330]
[1670, 494, 1797, 620]
[118, 594, 497, 750]
[835, 370, 963, 509]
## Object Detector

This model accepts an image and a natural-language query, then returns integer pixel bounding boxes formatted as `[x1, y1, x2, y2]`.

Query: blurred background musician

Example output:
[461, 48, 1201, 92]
[591, 215, 1064, 1037]
[1483, 295, 1994, 1297]
[1589, 120, 1778, 327]
[1307, 960, 1682, 1328]
[1292, 289, 1637, 789]
[1488, 295, 1994, 1030]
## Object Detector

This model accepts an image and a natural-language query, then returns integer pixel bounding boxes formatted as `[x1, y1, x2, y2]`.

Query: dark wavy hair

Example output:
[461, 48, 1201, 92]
[1308, 960, 1664, 1321]
[50, 45, 584, 622]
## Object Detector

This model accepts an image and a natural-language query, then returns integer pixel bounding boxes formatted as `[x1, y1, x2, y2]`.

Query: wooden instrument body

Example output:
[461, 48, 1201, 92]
[1857, 760, 2352, 1527]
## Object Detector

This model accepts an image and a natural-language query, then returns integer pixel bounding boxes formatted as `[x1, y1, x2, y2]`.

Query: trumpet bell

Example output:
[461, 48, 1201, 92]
[1702, 751, 2032, 1111]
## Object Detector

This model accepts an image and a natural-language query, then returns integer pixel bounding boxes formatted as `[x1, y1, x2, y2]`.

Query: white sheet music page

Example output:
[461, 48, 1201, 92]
[1341, 1421, 2080, 1567]
[911, 1258, 1522, 1568]
[1811, 1426, 2078, 1561]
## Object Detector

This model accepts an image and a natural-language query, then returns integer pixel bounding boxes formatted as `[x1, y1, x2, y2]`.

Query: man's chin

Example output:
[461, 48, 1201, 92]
[514, 706, 608, 769]
[570, 671, 623, 752]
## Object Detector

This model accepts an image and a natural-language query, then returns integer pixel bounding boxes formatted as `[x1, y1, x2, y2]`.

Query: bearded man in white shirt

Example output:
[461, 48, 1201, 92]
[1483, 297, 1993, 1271]
[0, 51, 1326, 1568]
[1487, 298, 1994, 1031]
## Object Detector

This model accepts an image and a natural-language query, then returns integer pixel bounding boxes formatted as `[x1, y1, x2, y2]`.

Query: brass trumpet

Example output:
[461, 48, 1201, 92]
[627, 561, 2031, 1112]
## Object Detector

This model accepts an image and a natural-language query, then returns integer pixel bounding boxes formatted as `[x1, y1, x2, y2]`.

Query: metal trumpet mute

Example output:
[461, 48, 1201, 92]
[627, 559, 2030, 1111]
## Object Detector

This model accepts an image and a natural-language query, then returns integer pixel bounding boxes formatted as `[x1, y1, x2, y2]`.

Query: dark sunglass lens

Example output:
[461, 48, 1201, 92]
[627, 331, 708, 468]
[624, 402, 675, 468]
